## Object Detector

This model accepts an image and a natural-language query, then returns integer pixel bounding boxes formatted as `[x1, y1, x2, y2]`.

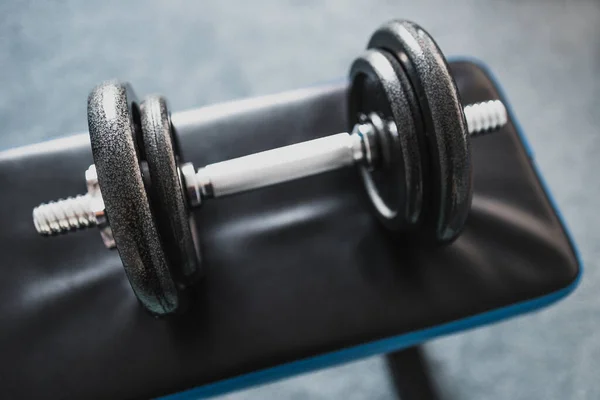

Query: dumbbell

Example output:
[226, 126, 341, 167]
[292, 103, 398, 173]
[32, 20, 508, 316]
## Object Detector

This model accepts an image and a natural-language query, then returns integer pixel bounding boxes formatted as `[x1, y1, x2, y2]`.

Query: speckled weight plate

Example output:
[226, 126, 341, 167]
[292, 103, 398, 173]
[369, 20, 472, 244]
[87, 82, 181, 316]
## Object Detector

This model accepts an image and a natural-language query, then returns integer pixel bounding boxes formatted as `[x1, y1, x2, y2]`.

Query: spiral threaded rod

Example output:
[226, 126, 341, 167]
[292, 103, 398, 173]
[33, 194, 96, 235]
[464, 100, 508, 136]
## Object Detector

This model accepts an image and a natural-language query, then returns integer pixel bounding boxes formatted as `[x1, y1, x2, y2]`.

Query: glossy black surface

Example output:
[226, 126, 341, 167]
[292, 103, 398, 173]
[0, 62, 579, 399]
[369, 21, 472, 244]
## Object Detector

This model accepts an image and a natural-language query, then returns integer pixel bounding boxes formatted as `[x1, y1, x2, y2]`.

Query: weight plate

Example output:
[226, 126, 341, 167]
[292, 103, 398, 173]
[368, 20, 472, 243]
[88, 82, 182, 316]
[140, 95, 203, 287]
[349, 48, 424, 231]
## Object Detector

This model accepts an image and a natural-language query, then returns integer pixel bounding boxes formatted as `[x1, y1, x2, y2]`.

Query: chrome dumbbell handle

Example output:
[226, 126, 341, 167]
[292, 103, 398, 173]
[198, 132, 367, 197]
[182, 125, 375, 206]
[32, 100, 507, 242]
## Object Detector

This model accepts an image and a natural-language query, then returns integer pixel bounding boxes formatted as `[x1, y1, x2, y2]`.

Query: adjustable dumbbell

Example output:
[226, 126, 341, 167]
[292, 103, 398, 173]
[32, 20, 508, 316]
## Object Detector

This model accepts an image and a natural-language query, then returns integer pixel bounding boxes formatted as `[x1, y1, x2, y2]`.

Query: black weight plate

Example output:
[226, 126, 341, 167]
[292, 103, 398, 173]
[369, 20, 472, 244]
[140, 95, 203, 287]
[87, 82, 182, 316]
[349, 49, 423, 232]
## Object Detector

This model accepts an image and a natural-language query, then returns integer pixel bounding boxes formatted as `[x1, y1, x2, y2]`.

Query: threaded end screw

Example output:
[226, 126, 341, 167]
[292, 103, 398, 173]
[32, 194, 96, 236]
[464, 100, 508, 136]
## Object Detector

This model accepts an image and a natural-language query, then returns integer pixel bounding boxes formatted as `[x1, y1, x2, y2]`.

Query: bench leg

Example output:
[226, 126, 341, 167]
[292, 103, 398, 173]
[385, 346, 441, 400]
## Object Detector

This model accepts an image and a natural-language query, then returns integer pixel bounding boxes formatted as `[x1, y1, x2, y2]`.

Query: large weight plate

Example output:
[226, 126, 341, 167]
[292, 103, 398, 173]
[369, 20, 472, 243]
[87, 82, 182, 316]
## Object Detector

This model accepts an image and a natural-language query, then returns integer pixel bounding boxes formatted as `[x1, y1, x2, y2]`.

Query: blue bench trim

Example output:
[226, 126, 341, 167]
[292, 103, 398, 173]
[160, 59, 583, 400]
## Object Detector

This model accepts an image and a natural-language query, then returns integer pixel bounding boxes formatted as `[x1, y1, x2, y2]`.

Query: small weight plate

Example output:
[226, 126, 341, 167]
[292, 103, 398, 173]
[88, 82, 182, 316]
[140, 95, 203, 287]
[349, 48, 424, 232]
[368, 20, 472, 244]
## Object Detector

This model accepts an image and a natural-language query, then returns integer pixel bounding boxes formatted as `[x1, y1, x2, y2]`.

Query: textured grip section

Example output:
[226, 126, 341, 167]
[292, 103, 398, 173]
[464, 100, 508, 136]
[32, 194, 96, 235]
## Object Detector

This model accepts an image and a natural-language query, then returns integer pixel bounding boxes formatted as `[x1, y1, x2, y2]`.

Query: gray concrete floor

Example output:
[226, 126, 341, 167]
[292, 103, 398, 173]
[1, 1, 599, 399]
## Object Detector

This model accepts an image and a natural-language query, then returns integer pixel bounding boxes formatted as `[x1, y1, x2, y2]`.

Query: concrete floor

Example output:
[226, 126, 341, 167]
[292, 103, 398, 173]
[1, 1, 599, 399]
